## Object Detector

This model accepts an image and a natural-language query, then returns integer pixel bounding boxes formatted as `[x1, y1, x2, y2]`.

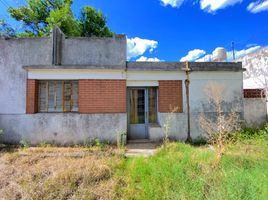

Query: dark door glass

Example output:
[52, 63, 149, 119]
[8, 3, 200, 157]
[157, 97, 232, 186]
[130, 89, 145, 124]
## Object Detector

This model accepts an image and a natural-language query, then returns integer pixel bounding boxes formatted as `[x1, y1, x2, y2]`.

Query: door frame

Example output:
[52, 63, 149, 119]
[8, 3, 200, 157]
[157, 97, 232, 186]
[127, 87, 148, 140]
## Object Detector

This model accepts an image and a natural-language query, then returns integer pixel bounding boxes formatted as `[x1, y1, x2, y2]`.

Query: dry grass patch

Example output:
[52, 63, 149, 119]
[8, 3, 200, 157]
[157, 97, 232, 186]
[0, 147, 125, 200]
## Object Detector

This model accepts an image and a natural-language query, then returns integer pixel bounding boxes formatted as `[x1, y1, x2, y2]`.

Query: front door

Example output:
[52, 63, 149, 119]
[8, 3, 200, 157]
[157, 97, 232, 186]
[128, 88, 148, 139]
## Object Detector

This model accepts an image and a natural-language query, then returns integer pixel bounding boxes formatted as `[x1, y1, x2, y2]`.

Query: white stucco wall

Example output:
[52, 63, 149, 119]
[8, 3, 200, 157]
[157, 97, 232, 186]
[244, 98, 267, 128]
[146, 71, 244, 141]
[0, 38, 52, 114]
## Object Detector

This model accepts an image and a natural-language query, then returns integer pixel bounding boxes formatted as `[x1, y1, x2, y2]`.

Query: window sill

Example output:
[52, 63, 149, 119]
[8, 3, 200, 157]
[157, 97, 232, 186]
[36, 112, 79, 114]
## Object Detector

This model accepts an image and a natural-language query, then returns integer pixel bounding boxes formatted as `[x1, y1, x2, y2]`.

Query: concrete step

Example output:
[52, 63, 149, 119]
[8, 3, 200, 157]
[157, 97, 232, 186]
[125, 142, 159, 157]
[127, 139, 151, 144]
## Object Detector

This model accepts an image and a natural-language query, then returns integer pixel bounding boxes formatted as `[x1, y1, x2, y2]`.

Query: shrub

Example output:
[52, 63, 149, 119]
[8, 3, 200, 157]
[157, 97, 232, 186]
[199, 82, 241, 162]
[20, 138, 31, 149]
[117, 131, 126, 149]
[237, 123, 268, 141]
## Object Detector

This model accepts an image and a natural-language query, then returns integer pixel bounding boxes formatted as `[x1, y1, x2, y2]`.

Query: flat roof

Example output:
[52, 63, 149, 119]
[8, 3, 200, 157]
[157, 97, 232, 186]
[23, 62, 243, 72]
[23, 64, 125, 70]
[127, 62, 243, 72]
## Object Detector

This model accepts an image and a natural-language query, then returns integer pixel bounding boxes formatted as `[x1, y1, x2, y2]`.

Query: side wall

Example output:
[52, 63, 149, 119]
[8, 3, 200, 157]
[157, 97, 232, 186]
[244, 99, 267, 128]
[0, 38, 52, 114]
[243, 89, 267, 127]
[0, 114, 126, 145]
[61, 35, 126, 67]
[147, 71, 244, 141]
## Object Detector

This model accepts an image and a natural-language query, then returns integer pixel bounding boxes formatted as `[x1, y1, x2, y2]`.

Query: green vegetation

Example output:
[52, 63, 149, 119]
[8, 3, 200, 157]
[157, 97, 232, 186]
[119, 140, 267, 199]
[0, 0, 113, 37]
[0, 127, 267, 199]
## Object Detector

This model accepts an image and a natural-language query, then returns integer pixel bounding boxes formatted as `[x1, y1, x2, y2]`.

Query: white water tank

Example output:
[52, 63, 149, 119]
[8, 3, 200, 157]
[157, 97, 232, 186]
[212, 47, 227, 62]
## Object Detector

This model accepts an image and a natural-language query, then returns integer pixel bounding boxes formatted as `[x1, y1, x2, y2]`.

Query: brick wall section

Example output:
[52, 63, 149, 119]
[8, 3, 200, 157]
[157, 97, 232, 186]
[79, 80, 126, 113]
[158, 80, 183, 113]
[244, 89, 266, 98]
[26, 79, 39, 114]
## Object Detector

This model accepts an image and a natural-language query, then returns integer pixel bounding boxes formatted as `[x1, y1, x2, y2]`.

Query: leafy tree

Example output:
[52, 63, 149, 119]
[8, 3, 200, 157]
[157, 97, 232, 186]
[4, 0, 113, 37]
[46, 0, 80, 36]
[79, 6, 113, 37]
[8, 0, 71, 37]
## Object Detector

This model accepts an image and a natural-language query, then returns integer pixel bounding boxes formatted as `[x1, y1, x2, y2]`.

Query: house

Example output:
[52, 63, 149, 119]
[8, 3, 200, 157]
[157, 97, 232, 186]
[0, 28, 244, 145]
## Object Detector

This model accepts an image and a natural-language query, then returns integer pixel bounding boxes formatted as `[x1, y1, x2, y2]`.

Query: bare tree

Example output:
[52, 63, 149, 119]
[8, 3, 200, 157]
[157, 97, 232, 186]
[162, 106, 178, 145]
[242, 47, 268, 101]
[199, 82, 241, 162]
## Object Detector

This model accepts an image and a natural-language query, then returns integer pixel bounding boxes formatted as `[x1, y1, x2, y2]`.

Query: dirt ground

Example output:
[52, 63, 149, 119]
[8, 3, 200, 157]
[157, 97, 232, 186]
[0, 146, 125, 200]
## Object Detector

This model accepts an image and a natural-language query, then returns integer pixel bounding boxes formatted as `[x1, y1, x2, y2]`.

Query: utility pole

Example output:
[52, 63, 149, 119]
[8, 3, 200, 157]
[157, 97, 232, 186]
[184, 61, 192, 143]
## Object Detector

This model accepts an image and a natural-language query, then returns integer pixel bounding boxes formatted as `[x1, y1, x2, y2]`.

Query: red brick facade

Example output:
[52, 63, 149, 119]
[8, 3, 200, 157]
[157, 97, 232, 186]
[244, 89, 266, 98]
[26, 79, 184, 114]
[78, 80, 127, 113]
[26, 79, 39, 114]
[158, 80, 183, 113]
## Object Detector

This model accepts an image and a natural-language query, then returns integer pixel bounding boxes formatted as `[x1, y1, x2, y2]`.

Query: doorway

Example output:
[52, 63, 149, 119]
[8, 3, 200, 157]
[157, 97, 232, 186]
[127, 87, 157, 140]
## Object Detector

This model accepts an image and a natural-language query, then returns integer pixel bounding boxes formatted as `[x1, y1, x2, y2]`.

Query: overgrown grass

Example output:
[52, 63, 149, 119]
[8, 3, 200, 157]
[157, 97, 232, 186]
[0, 129, 267, 200]
[0, 146, 125, 200]
[119, 139, 268, 200]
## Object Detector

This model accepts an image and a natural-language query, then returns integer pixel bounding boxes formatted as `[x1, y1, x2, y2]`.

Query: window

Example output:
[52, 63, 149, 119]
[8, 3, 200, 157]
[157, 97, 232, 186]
[38, 80, 78, 112]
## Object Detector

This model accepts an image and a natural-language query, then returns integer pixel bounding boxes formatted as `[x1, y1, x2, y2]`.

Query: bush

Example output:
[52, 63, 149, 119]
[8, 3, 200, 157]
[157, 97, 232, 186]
[20, 138, 31, 149]
[237, 123, 268, 141]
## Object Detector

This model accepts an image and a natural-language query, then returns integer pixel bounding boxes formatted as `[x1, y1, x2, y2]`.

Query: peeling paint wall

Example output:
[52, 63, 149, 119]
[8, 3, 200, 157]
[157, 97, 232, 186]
[0, 114, 127, 145]
[0, 36, 127, 145]
[0, 38, 52, 114]
[61, 36, 126, 67]
[148, 71, 244, 141]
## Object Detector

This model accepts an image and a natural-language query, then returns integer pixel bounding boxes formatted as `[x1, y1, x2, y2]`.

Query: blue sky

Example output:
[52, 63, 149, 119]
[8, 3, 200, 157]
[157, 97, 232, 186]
[1, 0, 268, 61]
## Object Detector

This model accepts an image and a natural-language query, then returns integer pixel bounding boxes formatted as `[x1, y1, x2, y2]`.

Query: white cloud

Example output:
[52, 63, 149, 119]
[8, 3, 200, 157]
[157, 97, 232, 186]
[196, 54, 213, 62]
[136, 56, 162, 62]
[195, 45, 261, 62]
[160, 0, 185, 8]
[200, 0, 242, 13]
[247, 0, 268, 13]
[180, 49, 206, 61]
[227, 45, 261, 60]
[127, 37, 158, 59]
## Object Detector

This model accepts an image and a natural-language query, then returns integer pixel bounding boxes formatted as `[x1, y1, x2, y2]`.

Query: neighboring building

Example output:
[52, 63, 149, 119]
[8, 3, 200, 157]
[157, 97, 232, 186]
[238, 47, 268, 127]
[0, 28, 244, 145]
[240, 46, 268, 91]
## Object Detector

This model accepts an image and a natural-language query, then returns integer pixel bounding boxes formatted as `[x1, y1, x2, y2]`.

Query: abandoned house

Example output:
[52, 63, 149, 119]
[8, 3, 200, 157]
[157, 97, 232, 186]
[0, 28, 246, 145]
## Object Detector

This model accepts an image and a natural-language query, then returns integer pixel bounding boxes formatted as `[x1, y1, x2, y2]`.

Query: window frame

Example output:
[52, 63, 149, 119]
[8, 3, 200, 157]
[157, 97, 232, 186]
[127, 86, 159, 125]
[38, 80, 79, 113]
[148, 87, 158, 125]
